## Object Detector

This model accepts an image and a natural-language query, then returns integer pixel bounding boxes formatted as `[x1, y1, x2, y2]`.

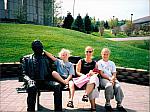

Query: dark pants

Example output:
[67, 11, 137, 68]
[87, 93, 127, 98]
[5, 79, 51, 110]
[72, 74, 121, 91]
[27, 81, 62, 111]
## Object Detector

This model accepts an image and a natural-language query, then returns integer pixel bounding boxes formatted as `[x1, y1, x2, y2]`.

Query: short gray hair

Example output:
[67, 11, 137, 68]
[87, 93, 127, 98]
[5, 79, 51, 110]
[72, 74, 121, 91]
[101, 48, 111, 54]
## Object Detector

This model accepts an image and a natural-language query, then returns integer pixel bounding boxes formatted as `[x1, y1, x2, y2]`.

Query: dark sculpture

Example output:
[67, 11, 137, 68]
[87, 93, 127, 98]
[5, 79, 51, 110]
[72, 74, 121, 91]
[21, 40, 62, 111]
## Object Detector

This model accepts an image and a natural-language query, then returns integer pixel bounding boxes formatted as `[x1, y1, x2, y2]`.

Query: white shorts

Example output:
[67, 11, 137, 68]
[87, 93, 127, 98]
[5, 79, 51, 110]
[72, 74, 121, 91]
[87, 74, 99, 100]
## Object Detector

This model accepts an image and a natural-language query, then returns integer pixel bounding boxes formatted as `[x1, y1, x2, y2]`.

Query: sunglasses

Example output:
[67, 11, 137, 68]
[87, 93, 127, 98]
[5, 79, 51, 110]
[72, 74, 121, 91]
[86, 51, 93, 53]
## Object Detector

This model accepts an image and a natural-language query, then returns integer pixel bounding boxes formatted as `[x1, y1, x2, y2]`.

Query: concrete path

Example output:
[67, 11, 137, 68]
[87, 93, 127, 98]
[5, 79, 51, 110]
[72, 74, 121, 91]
[0, 77, 149, 112]
[106, 36, 150, 41]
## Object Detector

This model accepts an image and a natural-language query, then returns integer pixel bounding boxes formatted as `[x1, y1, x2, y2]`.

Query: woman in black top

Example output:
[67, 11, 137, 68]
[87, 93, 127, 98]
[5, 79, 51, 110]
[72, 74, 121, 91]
[76, 46, 99, 111]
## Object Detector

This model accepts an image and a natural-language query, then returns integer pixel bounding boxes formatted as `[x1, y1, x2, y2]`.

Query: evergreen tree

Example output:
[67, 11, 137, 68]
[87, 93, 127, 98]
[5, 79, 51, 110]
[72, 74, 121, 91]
[94, 19, 100, 32]
[62, 12, 74, 29]
[84, 14, 92, 34]
[104, 21, 109, 29]
[71, 14, 83, 32]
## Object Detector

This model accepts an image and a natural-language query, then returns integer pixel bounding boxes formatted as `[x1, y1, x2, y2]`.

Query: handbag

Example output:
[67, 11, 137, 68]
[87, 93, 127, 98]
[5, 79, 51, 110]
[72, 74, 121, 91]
[73, 74, 90, 88]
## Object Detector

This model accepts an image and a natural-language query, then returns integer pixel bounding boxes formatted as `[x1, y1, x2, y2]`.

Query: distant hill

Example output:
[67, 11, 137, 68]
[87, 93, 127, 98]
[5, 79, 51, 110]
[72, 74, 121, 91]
[0, 23, 149, 70]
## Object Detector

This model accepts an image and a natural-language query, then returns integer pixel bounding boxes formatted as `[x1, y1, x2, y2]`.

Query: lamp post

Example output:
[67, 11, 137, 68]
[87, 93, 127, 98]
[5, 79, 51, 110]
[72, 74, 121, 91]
[113, 16, 115, 20]
[73, 0, 75, 18]
[131, 14, 133, 34]
[131, 14, 133, 25]
[112, 16, 115, 29]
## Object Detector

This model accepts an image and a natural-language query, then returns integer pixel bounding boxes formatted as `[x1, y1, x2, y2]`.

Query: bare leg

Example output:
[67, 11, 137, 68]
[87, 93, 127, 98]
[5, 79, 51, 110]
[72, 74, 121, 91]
[84, 83, 96, 110]
[85, 83, 95, 95]
[90, 99, 96, 109]
[52, 71, 66, 84]
[67, 81, 75, 108]
[68, 81, 75, 101]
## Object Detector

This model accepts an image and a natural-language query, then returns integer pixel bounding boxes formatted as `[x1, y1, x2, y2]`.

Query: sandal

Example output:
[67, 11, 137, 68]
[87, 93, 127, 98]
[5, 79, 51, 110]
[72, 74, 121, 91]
[64, 84, 69, 89]
[67, 101, 74, 108]
[82, 95, 88, 102]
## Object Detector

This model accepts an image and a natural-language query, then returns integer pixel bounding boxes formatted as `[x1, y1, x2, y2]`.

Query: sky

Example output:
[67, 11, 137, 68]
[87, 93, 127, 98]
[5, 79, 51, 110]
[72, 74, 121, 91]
[59, 0, 150, 21]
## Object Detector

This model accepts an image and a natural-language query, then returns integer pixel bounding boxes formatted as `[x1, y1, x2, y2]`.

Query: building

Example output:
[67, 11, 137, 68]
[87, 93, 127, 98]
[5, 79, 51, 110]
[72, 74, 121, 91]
[0, 0, 54, 26]
[133, 16, 150, 32]
[133, 16, 150, 24]
[120, 16, 150, 32]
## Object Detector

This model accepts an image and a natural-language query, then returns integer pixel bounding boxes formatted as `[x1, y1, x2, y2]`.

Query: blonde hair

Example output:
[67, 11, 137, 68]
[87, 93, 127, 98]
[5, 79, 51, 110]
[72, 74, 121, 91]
[101, 48, 111, 54]
[58, 48, 71, 58]
[85, 46, 94, 51]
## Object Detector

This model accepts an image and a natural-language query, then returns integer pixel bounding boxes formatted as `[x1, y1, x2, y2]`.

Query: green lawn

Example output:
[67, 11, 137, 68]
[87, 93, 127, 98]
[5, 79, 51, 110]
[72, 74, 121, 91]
[0, 23, 149, 70]
[92, 29, 127, 38]
[118, 40, 149, 50]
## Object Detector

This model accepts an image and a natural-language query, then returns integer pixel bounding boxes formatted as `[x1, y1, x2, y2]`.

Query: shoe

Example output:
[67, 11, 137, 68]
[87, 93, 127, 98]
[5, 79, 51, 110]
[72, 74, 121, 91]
[91, 108, 96, 111]
[105, 104, 113, 111]
[117, 105, 127, 112]
[64, 84, 69, 89]
[67, 101, 74, 108]
[82, 95, 88, 102]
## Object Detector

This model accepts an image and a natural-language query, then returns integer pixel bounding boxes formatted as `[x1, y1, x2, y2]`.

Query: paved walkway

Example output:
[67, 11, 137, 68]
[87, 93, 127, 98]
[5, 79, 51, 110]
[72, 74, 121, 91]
[106, 36, 150, 41]
[0, 77, 149, 112]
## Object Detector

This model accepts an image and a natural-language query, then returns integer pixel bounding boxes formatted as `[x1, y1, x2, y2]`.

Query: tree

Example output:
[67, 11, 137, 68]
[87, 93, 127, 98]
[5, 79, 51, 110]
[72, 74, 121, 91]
[104, 21, 109, 29]
[84, 14, 92, 34]
[71, 14, 83, 32]
[54, 0, 63, 26]
[94, 19, 100, 32]
[124, 20, 133, 36]
[99, 21, 105, 36]
[62, 12, 74, 29]
[108, 18, 120, 36]
[108, 18, 118, 29]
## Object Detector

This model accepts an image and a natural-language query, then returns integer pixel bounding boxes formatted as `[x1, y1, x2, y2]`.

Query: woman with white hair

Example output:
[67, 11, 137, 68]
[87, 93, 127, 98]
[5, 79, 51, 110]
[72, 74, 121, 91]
[44, 48, 75, 108]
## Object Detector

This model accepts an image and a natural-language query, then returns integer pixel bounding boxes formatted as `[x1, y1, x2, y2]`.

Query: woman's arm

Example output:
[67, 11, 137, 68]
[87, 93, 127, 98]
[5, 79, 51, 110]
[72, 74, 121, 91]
[44, 50, 57, 61]
[76, 60, 84, 76]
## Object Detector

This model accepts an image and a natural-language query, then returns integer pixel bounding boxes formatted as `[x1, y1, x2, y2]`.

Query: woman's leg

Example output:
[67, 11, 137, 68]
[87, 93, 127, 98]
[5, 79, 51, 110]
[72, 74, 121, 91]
[90, 99, 96, 110]
[82, 83, 95, 102]
[85, 83, 95, 95]
[83, 75, 99, 110]
[52, 71, 66, 84]
[101, 78, 113, 111]
[84, 74, 99, 95]
[114, 80, 124, 105]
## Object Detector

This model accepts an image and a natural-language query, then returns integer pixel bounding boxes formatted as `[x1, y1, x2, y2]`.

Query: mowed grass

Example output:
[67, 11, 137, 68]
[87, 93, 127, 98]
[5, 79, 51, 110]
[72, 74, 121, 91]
[118, 40, 150, 50]
[0, 23, 149, 70]
[92, 30, 127, 38]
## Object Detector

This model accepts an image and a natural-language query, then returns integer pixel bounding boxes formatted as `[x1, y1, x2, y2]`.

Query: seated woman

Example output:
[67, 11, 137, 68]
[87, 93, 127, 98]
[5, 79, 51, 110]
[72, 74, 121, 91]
[44, 48, 75, 108]
[98, 48, 126, 112]
[76, 46, 99, 111]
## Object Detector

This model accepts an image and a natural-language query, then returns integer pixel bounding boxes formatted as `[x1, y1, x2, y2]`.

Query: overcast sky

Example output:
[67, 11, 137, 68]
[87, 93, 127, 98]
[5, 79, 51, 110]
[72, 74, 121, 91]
[60, 0, 150, 21]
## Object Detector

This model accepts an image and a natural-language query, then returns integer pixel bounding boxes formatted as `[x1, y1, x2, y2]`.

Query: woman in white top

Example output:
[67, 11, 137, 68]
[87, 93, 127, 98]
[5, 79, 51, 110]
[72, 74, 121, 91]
[98, 48, 126, 112]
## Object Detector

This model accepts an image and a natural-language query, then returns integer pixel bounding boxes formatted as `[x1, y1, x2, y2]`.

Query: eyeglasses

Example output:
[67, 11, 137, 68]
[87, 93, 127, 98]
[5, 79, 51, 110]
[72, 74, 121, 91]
[86, 51, 93, 53]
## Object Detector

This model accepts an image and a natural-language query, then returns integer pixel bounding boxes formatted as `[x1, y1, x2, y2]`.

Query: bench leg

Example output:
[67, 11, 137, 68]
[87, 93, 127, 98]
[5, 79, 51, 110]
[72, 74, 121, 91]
[37, 91, 40, 111]
[54, 88, 62, 111]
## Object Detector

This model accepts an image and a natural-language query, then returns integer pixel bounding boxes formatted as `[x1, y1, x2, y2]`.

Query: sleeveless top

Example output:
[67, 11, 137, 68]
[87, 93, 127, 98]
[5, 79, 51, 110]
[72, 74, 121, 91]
[80, 59, 96, 75]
